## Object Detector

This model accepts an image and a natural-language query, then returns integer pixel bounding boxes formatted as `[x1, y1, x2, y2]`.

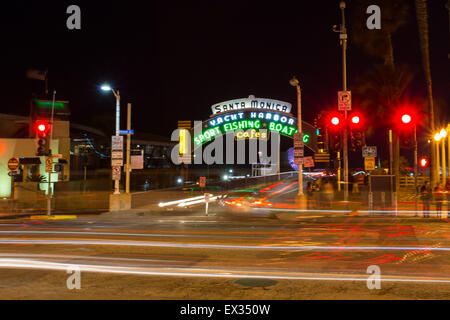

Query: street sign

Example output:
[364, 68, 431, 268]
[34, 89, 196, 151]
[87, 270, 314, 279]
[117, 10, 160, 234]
[45, 157, 53, 173]
[111, 136, 123, 150]
[112, 166, 121, 180]
[314, 152, 330, 163]
[111, 151, 123, 159]
[8, 171, 17, 177]
[119, 130, 134, 135]
[303, 156, 315, 168]
[51, 154, 63, 159]
[362, 146, 377, 158]
[293, 133, 304, 148]
[294, 149, 304, 157]
[199, 176, 206, 188]
[111, 158, 123, 167]
[111, 150, 123, 167]
[7, 158, 19, 171]
[364, 156, 376, 171]
[338, 90, 351, 111]
[131, 150, 144, 169]
[294, 157, 304, 165]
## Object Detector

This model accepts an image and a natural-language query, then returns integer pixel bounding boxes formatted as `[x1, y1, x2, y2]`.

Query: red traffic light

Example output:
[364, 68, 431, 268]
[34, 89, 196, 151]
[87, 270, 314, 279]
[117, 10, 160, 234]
[35, 121, 50, 134]
[351, 116, 360, 124]
[401, 114, 411, 124]
[393, 106, 420, 130]
[349, 112, 364, 128]
[327, 113, 343, 129]
[419, 157, 429, 168]
[331, 117, 340, 126]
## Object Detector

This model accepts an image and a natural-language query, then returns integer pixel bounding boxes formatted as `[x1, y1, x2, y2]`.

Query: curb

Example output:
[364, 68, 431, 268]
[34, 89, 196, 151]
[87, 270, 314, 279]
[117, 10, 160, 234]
[28, 215, 77, 220]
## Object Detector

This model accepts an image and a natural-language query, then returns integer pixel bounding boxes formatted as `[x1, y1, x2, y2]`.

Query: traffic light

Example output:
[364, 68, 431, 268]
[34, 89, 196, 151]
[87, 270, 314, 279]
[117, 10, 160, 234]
[35, 120, 51, 156]
[395, 110, 417, 149]
[326, 113, 342, 152]
[349, 112, 365, 152]
[314, 114, 325, 152]
[329, 131, 341, 152]
[419, 156, 429, 168]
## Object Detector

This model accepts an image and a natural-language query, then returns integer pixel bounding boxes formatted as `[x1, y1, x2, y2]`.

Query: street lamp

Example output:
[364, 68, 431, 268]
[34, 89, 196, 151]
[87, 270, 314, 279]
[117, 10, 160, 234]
[440, 129, 447, 184]
[101, 84, 121, 194]
[434, 132, 442, 185]
[290, 76, 304, 197]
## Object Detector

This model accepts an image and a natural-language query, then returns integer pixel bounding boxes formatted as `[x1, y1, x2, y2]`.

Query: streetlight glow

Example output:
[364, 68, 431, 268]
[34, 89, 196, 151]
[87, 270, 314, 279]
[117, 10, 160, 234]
[434, 133, 442, 141]
[440, 128, 447, 138]
[100, 84, 112, 91]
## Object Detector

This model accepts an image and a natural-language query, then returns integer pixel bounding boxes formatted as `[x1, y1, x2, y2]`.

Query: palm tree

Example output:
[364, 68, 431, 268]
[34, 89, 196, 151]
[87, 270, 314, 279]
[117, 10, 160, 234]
[352, 0, 409, 67]
[415, 0, 437, 186]
[351, 0, 410, 189]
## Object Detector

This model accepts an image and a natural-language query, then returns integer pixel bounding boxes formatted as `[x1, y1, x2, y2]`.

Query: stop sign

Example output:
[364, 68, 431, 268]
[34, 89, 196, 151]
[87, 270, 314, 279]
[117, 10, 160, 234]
[8, 157, 19, 171]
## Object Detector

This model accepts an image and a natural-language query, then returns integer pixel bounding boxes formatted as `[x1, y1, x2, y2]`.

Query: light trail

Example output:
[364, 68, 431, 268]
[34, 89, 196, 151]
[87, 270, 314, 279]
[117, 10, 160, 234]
[254, 207, 449, 216]
[1, 258, 450, 284]
[178, 195, 221, 207]
[1, 238, 450, 252]
[158, 195, 206, 207]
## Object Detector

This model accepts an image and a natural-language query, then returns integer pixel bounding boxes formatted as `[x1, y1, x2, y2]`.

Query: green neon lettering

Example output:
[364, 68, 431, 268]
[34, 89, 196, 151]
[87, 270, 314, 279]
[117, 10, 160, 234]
[269, 122, 275, 130]
[287, 127, 296, 136]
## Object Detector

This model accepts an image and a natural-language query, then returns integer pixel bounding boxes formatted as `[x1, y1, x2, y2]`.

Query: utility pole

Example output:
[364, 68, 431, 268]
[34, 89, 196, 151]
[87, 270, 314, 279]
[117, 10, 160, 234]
[113, 90, 121, 194]
[290, 77, 304, 197]
[337, 1, 349, 201]
[125, 103, 132, 193]
[47, 90, 56, 216]
[414, 125, 418, 210]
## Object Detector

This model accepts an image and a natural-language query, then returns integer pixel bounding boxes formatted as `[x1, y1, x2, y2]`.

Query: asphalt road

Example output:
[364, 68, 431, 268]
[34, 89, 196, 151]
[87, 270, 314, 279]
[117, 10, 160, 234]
[0, 181, 449, 299]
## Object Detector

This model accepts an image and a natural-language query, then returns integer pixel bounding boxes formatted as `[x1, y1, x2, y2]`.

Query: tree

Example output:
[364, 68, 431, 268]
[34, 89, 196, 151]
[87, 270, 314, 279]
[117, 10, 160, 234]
[351, 0, 411, 190]
[414, 0, 437, 186]
[352, 0, 409, 67]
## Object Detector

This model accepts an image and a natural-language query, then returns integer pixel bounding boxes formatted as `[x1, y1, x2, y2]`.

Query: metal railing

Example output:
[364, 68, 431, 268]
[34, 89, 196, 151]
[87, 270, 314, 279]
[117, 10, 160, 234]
[399, 176, 428, 188]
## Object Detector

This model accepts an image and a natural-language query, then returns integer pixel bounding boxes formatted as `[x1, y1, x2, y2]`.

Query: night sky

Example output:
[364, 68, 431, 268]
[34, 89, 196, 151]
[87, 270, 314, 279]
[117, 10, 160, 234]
[1, 0, 448, 164]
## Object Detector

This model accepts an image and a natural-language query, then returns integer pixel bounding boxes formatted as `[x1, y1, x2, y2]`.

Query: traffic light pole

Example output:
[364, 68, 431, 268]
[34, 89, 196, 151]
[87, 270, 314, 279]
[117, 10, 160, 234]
[125, 103, 131, 194]
[414, 125, 418, 213]
[340, 2, 349, 202]
[47, 90, 56, 216]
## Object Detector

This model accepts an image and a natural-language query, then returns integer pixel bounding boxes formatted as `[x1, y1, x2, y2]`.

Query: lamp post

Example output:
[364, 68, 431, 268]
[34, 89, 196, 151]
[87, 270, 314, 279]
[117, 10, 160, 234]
[101, 84, 121, 195]
[440, 128, 447, 184]
[434, 132, 441, 186]
[448, 124, 450, 185]
[333, 1, 349, 202]
[290, 76, 304, 197]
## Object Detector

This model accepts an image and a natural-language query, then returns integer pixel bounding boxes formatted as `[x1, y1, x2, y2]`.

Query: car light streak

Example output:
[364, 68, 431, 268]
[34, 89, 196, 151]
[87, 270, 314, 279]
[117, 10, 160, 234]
[178, 196, 220, 207]
[0, 258, 449, 284]
[158, 195, 207, 207]
[1, 239, 450, 252]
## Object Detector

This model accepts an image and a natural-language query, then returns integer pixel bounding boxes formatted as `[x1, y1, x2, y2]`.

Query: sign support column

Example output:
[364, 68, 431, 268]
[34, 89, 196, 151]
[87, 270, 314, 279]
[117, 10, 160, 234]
[125, 103, 132, 194]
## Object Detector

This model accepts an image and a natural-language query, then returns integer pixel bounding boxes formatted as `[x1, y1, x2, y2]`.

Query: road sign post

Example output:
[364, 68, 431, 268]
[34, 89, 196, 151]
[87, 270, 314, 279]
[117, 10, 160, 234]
[111, 135, 124, 194]
[112, 166, 121, 180]
[294, 133, 304, 165]
[204, 193, 211, 216]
